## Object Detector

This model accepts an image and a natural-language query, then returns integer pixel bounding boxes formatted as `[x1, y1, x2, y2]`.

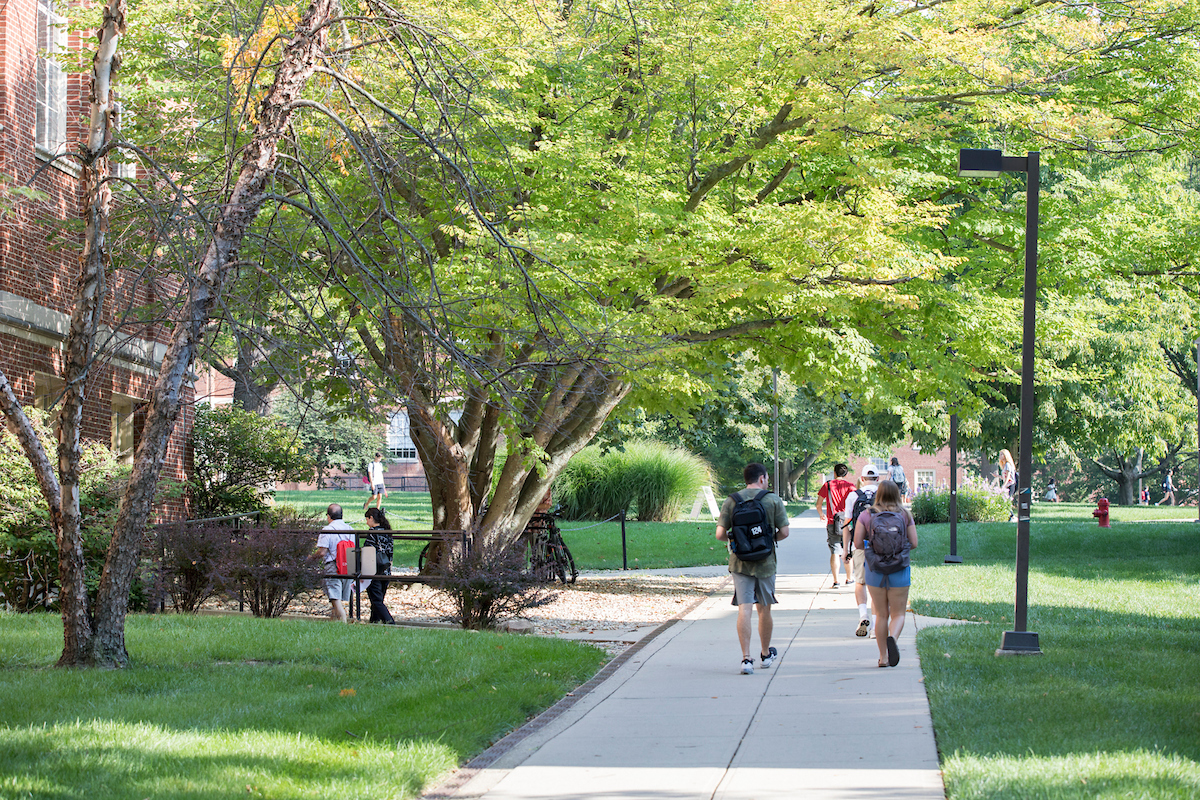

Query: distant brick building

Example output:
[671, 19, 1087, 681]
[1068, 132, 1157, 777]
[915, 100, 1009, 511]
[835, 444, 971, 495]
[1, 2, 190, 518]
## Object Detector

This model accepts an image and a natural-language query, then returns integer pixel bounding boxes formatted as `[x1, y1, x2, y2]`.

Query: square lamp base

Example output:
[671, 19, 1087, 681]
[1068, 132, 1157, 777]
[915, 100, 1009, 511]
[944, 554, 963, 564]
[996, 630, 1041, 656]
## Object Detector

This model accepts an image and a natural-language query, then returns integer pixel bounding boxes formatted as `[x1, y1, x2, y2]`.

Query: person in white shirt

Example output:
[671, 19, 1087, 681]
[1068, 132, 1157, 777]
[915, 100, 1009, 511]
[841, 464, 879, 637]
[317, 504, 356, 622]
[364, 452, 388, 511]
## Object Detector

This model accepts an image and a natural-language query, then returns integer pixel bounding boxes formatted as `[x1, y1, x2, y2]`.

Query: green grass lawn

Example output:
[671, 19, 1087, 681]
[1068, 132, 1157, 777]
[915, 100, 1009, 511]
[0, 613, 606, 800]
[910, 503, 1200, 799]
[273, 490, 811, 571]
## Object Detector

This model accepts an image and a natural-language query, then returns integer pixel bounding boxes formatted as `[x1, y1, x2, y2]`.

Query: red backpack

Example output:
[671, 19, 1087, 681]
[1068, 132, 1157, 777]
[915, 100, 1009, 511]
[335, 539, 355, 575]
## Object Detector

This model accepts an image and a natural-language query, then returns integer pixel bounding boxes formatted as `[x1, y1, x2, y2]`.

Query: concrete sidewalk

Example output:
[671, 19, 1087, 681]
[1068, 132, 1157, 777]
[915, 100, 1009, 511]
[429, 510, 945, 800]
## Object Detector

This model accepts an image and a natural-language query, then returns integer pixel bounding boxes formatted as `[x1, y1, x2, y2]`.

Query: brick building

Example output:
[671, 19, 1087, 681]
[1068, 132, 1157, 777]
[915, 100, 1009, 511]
[838, 444, 972, 496]
[1, 1, 191, 518]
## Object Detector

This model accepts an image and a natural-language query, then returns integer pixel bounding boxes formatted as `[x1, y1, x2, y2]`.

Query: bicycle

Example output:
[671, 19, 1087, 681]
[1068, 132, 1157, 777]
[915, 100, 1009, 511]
[416, 514, 577, 584]
[525, 511, 578, 585]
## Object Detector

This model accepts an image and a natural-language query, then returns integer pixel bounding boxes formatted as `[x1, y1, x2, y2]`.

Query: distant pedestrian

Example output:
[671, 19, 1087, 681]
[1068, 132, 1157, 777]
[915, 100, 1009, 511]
[817, 463, 856, 587]
[1157, 469, 1176, 506]
[715, 463, 790, 675]
[1045, 477, 1058, 502]
[317, 503, 355, 623]
[997, 449, 1015, 497]
[887, 457, 909, 501]
[1141, 486, 1150, 505]
[364, 452, 388, 511]
[841, 464, 880, 638]
[853, 480, 918, 668]
[363, 507, 395, 624]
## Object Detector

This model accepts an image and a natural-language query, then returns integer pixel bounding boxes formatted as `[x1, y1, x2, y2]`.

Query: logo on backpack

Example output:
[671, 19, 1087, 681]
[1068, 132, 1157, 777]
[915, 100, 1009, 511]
[865, 510, 909, 575]
[335, 538, 355, 575]
[728, 489, 776, 562]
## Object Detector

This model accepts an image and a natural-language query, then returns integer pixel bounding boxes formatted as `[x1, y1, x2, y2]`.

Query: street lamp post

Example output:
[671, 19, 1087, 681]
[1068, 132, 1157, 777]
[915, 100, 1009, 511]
[958, 148, 1042, 655]
[945, 413, 962, 563]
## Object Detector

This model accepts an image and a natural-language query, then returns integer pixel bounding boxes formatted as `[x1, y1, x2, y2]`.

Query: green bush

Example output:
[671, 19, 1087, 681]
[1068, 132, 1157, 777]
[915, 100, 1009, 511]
[0, 408, 131, 612]
[554, 440, 712, 521]
[189, 405, 316, 519]
[911, 483, 1013, 524]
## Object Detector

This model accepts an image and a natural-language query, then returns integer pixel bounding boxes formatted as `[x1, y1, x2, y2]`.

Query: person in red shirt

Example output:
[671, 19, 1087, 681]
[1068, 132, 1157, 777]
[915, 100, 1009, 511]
[817, 463, 856, 587]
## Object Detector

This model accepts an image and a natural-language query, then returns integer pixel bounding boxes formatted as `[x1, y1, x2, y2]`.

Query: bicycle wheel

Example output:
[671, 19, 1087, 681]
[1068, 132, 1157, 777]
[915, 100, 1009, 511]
[418, 542, 432, 572]
[560, 542, 577, 584]
[548, 543, 567, 584]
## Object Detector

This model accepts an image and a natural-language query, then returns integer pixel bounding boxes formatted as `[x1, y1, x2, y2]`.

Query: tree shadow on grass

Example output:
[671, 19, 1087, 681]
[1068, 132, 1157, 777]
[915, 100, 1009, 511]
[918, 610, 1200, 765]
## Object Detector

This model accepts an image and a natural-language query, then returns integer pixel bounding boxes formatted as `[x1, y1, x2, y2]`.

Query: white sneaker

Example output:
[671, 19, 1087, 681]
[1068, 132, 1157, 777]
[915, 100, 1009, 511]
[740, 658, 755, 675]
[760, 647, 777, 669]
[856, 619, 870, 637]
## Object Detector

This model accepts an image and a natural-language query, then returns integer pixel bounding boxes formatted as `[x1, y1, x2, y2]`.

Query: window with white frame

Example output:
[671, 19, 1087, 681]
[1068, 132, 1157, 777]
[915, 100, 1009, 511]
[915, 469, 936, 494]
[36, 0, 68, 157]
[387, 411, 418, 461]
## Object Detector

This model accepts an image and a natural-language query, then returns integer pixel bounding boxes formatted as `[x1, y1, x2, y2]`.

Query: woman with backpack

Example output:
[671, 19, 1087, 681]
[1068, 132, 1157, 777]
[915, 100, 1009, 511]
[853, 479, 918, 668]
[887, 457, 909, 502]
[363, 507, 396, 624]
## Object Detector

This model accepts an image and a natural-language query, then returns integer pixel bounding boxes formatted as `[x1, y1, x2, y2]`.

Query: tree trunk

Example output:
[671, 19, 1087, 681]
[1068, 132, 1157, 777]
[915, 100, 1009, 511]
[81, 0, 335, 667]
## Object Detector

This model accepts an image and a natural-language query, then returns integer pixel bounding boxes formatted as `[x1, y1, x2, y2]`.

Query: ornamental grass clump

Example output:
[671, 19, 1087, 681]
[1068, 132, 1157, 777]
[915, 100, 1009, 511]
[555, 441, 712, 522]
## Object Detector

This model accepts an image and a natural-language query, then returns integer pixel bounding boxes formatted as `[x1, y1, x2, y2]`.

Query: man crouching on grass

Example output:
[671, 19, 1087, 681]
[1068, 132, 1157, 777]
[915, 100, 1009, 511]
[715, 463, 790, 675]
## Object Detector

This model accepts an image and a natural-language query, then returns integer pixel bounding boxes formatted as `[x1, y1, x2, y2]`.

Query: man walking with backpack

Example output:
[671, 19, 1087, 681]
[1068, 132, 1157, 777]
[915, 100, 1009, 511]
[817, 463, 856, 587]
[715, 463, 790, 675]
[317, 503, 356, 623]
[842, 464, 880, 638]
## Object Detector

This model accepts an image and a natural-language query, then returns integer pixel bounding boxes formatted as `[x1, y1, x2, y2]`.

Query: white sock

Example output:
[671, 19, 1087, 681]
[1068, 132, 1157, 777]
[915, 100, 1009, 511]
[858, 603, 869, 620]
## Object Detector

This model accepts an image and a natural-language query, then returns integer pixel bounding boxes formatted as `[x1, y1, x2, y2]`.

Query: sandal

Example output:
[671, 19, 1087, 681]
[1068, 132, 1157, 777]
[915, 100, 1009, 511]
[886, 636, 900, 667]
[878, 659, 888, 668]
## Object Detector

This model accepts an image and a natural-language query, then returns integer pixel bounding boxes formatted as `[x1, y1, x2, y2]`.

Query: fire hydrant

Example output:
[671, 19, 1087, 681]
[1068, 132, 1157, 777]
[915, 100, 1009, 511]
[1093, 497, 1110, 528]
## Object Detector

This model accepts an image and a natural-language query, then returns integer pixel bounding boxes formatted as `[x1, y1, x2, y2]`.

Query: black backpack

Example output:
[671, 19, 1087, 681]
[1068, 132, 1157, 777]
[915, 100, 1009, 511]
[727, 489, 776, 562]
[865, 510, 910, 575]
[844, 489, 872, 541]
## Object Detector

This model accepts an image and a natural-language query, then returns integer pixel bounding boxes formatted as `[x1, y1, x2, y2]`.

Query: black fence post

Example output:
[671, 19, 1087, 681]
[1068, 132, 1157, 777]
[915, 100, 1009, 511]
[620, 508, 628, 570]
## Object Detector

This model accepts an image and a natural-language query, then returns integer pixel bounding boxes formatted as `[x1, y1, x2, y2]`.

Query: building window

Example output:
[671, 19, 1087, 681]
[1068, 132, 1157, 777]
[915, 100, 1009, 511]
[33, 373, 64, 412]
[387, 411, 418, 462]
[111, 394, 139, 465]
[915, 469, 936, 494]
[36, 0, 68, 157]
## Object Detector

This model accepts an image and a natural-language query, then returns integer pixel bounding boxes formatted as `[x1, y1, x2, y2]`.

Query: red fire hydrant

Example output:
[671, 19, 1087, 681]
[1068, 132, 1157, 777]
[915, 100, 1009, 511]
[1093, 497, 1110, 528]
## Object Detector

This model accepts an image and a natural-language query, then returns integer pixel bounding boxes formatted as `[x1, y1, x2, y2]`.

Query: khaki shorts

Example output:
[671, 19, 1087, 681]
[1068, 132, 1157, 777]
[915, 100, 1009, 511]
[850, 549, 866, 584]
[730, 571, 777, 606]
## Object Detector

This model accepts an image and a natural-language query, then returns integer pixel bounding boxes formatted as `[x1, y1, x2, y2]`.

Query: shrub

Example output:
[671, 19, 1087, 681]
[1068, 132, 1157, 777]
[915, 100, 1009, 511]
[157, 523, 226, 613]
[0, 408, 130, 612]
[554, 441, 712, 521]
[214, 527, 320, 618]
[911, 483, 1012, 524]
[437, 533, 556, 630]
[189, 405, 316, 519]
